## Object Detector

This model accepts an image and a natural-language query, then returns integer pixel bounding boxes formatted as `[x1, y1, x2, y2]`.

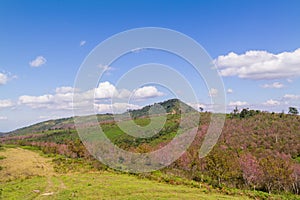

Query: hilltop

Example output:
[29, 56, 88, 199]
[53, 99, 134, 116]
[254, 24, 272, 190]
[7, 98, 195, 136]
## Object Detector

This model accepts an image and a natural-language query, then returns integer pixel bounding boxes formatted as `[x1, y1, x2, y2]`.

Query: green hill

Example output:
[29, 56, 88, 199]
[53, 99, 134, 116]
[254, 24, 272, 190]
[1, 99, 300, 199]
[7, 98, 195, 136]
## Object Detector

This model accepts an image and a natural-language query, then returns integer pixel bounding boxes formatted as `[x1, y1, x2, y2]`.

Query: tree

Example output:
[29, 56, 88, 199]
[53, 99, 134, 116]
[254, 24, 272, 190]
[233, 106, 239, 115]
[240, 108, 250, 118]
[288, 107, 299, 115]
[239, 153, 263, 190]
[259, 154, 293, 193]
[205, 147, 242, 187]
[199, 107, 204, 112]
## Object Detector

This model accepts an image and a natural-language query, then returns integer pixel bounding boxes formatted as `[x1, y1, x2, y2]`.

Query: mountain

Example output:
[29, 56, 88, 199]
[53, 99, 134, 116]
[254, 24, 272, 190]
[6, 99, 196, 136]
[128, 98, 196, 119]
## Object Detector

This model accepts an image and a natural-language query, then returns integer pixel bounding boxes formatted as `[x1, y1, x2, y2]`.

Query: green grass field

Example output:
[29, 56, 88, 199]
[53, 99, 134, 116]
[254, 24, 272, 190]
[0, 147, 250, 200]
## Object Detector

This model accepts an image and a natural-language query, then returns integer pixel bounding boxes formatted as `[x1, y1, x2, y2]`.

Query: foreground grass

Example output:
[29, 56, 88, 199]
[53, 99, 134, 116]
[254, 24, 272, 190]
[1, 173, 251, 200]
[0, 147, 250, 200]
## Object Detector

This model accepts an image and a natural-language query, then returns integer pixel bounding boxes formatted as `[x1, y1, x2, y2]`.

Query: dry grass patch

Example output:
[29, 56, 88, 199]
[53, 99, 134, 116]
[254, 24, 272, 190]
[0, 147, 54, 182]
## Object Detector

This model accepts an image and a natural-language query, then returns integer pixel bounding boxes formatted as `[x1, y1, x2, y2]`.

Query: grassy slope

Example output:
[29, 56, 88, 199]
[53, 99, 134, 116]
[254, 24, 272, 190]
[0, 147, 249, 200]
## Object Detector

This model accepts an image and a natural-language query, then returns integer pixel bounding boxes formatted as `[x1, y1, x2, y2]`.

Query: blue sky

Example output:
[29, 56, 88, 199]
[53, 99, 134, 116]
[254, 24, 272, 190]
[1, 0, 300, 132]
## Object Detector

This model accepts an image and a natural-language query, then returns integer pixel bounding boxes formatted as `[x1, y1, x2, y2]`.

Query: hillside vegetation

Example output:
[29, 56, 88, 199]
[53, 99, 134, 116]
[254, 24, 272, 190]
[0, 147, 250, 199]
[1, 99, 300, 199]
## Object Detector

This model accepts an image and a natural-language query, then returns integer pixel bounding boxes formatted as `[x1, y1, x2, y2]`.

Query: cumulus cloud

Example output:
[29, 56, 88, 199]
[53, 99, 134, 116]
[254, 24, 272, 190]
[29, 56, 47, 67]
[18, 82, 163, 112]
[18, 95, 54, 108]
[0, 99, 13, 108]
[94, 82, 118, 99]
[215, 48, 300, 79]
[263, 99, 281, 106]
[228, 101, 248, 106]
[19, 86, 76, 110]
[262, 82, 284, 89]
[132, 86, 164, 100]
[80, 40, 86, 47]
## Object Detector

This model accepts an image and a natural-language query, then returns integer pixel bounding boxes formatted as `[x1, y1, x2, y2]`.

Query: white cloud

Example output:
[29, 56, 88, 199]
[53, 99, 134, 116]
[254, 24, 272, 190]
[187, 102, 206, 110]
[132, 86, 164, 100]
[94, 103, 140, 113]
[0, 99, 13, 108]
[94, 81, 118, 99]
[262, 82, 284, 89]
[0, 116, 7, 120]
[229, 101, 248, 106]
[18, 95, 54, 108]
[227, 88, 233, 94]
[18, 82, 164, 112]
[29, 56, 47, 67]
[0, 73, 8, 85]
[215, 48, 300, 79]
[263, 99, 280, 106]
[0, 72, 17, 85]
[208, 88, 218, 97]
[55, 86, 74, 94]
[131, 47, 148, 53]
[80, 40, 86, 47]
[283, 94, 300, 100]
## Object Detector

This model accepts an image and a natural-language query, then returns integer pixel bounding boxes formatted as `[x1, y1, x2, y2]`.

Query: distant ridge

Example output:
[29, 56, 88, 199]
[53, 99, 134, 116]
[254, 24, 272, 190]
[5, 99, 196, 136]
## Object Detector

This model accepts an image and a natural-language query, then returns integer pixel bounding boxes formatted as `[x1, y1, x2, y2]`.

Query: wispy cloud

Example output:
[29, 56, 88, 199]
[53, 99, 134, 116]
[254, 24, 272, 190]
[131, 47, 148, 53]
[80, 40, 86, 47]
[98, 64, 114, 75]
[283, 94, 300, 100]
[229, 101, 248, 107]
[29, 56, 47, 67]
[0, 116, 8, 120]
[263, 99, 281, 106]
[261, 82, 284, 89]
[0, 73, 8, 85]
[0, 99, 14, 108]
